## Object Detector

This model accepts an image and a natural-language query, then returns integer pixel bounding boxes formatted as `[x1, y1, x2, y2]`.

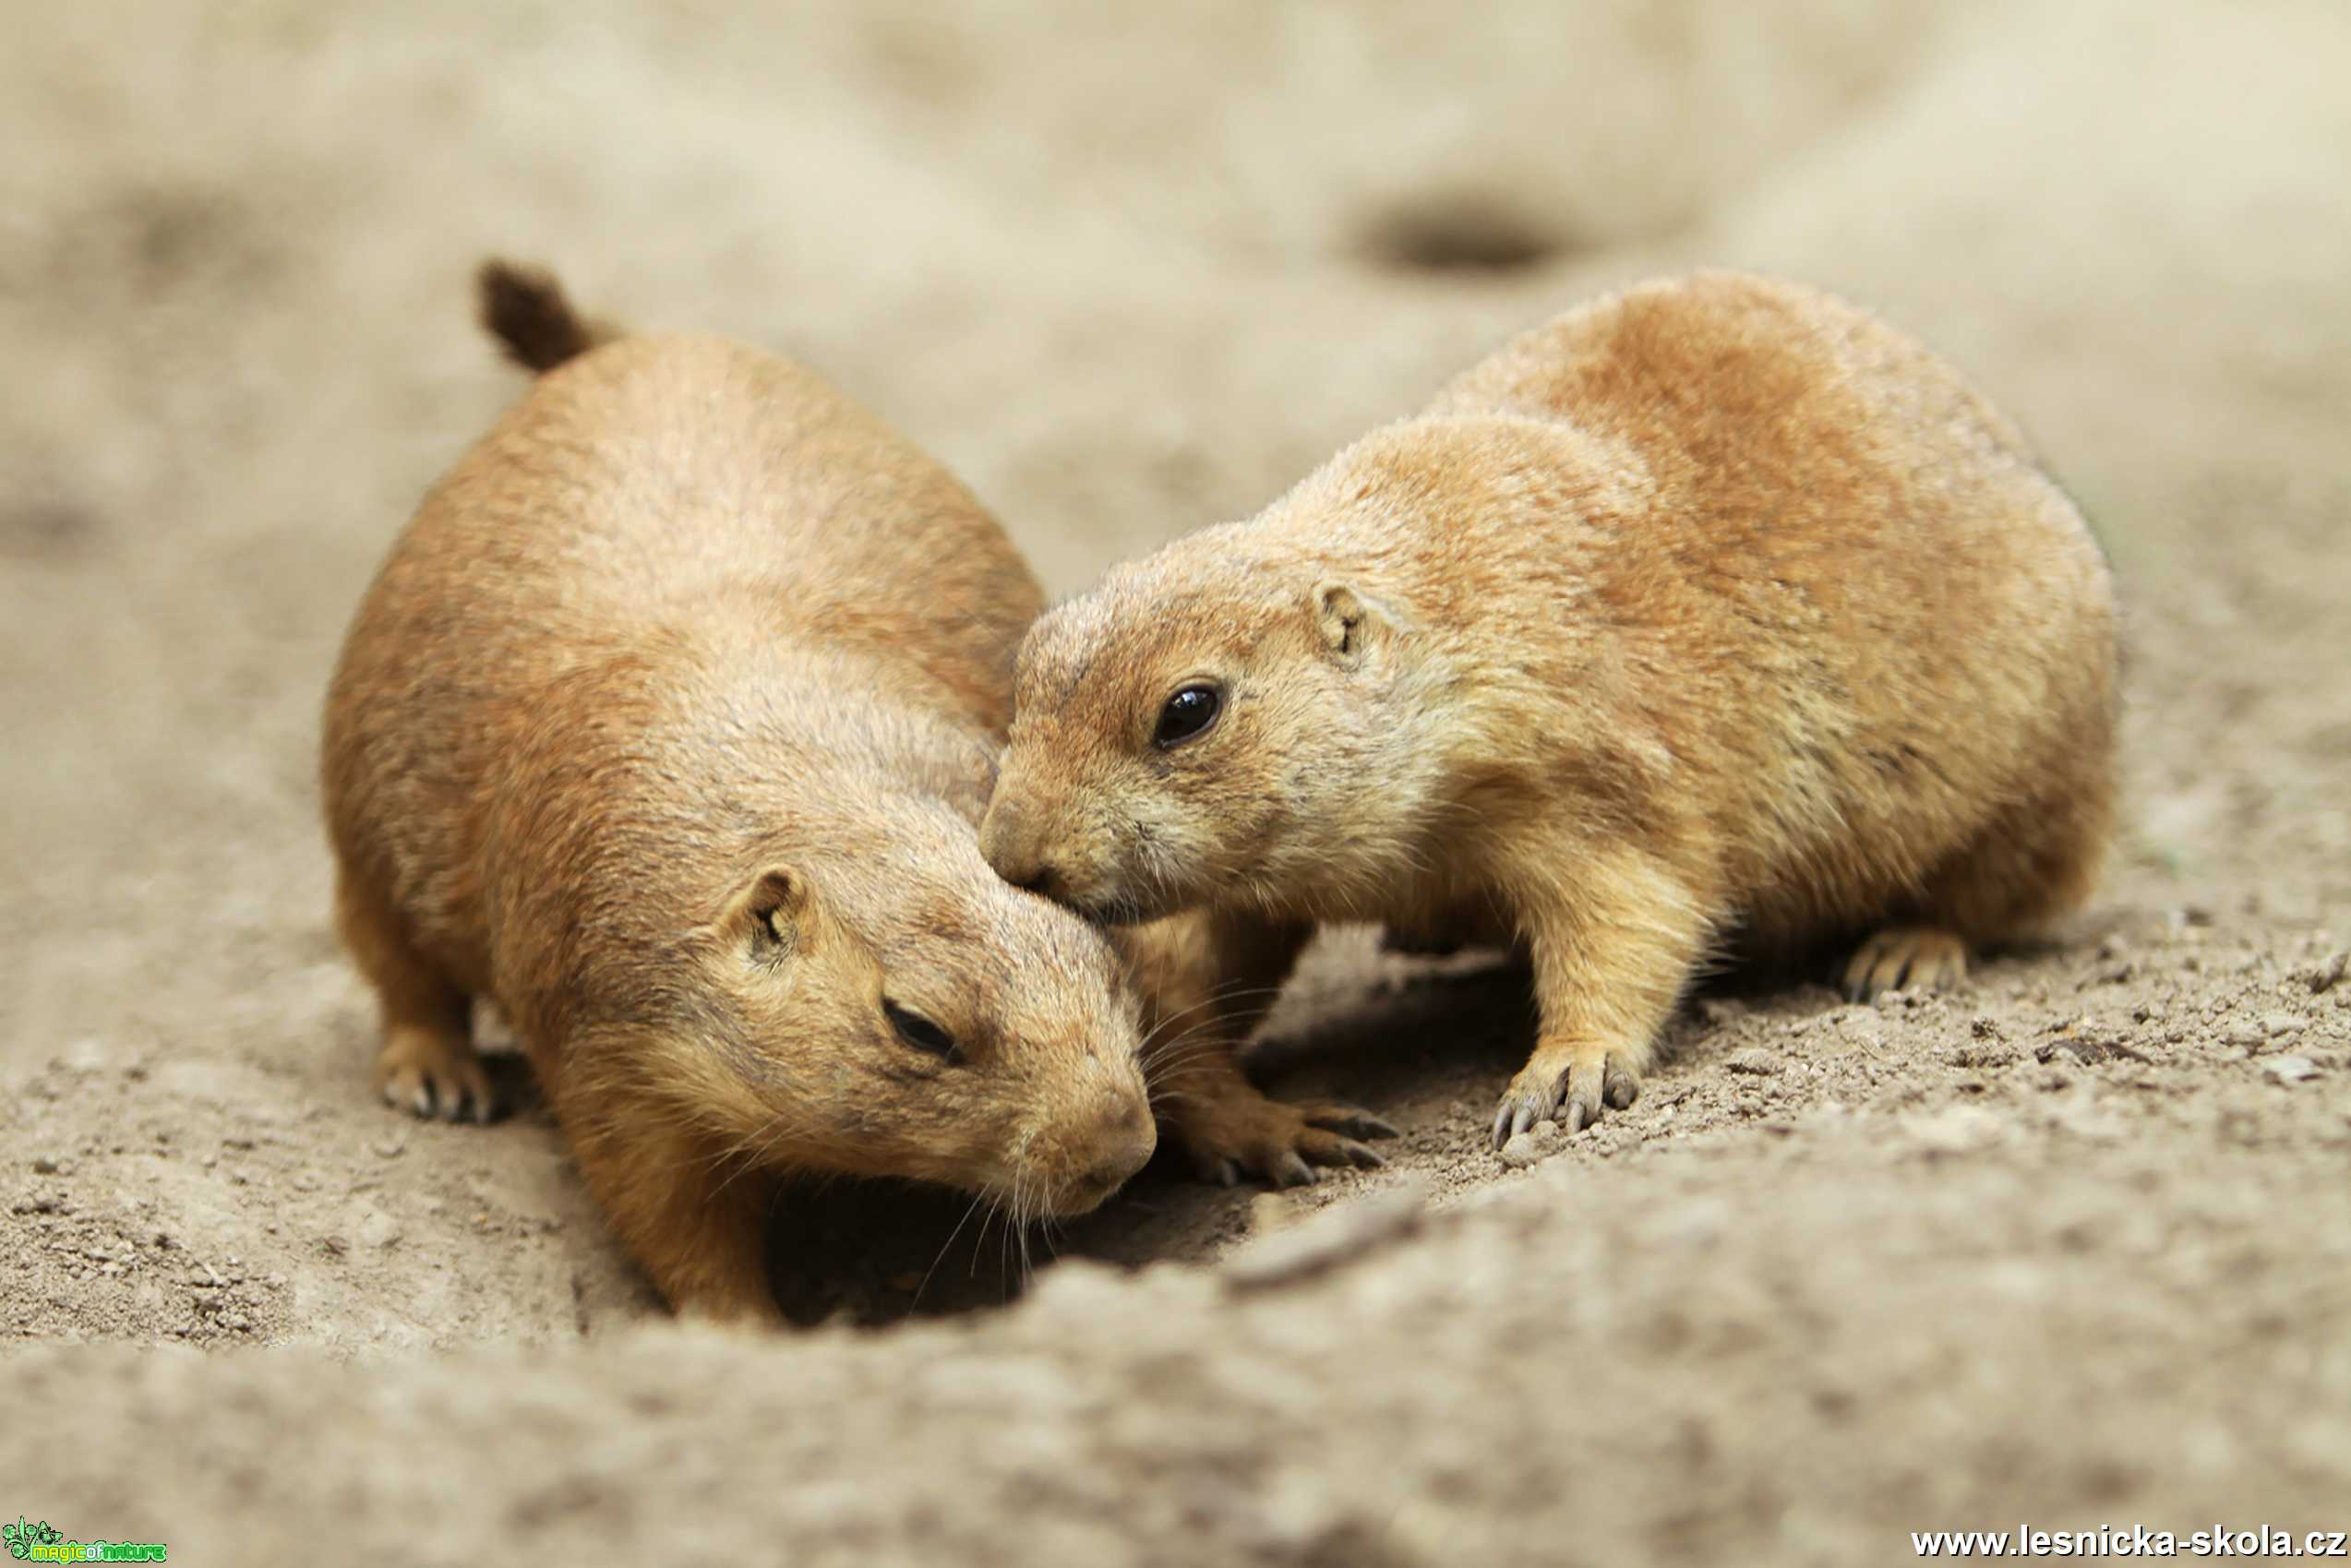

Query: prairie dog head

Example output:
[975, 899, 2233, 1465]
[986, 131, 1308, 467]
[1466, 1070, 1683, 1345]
[979, 509, 1439, 926]
[979, 418, 1636, 924]
[586, 788, 1156, 1222]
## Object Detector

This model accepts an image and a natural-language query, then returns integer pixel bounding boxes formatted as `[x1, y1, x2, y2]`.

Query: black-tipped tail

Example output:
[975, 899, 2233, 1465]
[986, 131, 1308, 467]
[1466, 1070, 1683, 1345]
[475, 258, 613, 374]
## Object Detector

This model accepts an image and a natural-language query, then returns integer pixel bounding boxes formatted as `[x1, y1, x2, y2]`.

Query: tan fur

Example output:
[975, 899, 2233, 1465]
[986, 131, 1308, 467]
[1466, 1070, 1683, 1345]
[323, 263, 1155, 1322]
[982, 271, 2119, 1155]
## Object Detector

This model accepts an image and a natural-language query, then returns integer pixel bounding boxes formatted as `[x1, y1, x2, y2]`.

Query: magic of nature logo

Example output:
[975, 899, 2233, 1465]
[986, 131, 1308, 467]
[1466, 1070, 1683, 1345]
[3, 1519, 166, 1562]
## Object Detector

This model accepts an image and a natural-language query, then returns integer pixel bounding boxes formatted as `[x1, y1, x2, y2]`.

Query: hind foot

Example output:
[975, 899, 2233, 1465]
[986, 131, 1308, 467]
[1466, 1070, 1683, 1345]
[1166, 1083, 1395, 1189]
[375, 1024, 498, 1122]
[1841, 926, 1969, 1002]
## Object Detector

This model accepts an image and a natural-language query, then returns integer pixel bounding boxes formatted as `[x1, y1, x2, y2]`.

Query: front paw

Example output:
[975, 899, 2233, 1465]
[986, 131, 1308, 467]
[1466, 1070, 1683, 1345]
[1491, 1039, 1640, 1147]
[1841, 926, 1969, 1001]
[1167, 1089, 1396, 1189]
[375, 1026, 498, 1124]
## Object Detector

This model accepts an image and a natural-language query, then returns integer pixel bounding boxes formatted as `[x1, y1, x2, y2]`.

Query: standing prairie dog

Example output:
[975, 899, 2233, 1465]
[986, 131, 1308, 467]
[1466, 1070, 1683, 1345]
[322, 263, 1156, 1321]
[981, 271, 2119, 1155]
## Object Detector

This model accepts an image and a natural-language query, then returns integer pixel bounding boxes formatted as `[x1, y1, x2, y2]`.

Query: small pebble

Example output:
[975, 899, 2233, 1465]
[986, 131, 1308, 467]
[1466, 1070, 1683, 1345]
[1249, 1189, 1307, 1233]
[2221, 1024, 2264, 1049]
[2297, 950, 2347, 995]
[2263, 1056, 2320, 1085]
[356, 1210, 403, 1250]
[1497, 1120, 1563, 1168]
[1725, 1047, 1780, 1076]
[2262, 1011, 2305, 1038]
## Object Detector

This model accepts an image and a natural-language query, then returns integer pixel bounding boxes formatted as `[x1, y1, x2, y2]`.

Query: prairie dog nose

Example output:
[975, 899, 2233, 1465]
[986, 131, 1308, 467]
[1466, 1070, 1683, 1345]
[1012, 863, 1066, 900]
[1083, 1097, 1157, 1194]
[979, 798, 1056, 893]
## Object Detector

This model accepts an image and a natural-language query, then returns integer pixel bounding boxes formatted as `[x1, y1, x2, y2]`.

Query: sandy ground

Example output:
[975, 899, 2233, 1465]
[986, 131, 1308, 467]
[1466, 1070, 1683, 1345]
[4, 1, 2349, 1562]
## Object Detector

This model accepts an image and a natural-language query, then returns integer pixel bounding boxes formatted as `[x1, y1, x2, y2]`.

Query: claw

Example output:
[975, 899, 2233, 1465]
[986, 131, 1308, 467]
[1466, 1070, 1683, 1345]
[1495, 1042, 1641, 1151]
[1168, 1083, 1394, 1190]
[1842, 927, 1969, 1003]
[375, 1028, 497, 1127]
[1493, 1086, 1555, 1150]
[1306, 1107, 1400, 1141]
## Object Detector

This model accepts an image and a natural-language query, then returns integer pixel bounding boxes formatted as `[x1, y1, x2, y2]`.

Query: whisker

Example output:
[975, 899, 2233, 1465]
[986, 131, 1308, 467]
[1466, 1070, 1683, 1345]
[1136, 982, 1289, 1054]
[916, 1187, 989, 1309]
[707, 1103, 825, 1202]
[969, 1191, 1003, 1283]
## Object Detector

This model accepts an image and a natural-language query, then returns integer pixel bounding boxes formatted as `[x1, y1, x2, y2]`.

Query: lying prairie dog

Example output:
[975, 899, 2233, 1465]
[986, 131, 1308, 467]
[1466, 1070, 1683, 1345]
[980, 270, 2118, 1157]
[321, 262, 1155, 1320]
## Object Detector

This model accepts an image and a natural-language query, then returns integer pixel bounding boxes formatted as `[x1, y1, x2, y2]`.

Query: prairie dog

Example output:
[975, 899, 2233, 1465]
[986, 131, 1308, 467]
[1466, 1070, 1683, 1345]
[322, 263, 1155, 1321]
[980, 271, 2118, 1154]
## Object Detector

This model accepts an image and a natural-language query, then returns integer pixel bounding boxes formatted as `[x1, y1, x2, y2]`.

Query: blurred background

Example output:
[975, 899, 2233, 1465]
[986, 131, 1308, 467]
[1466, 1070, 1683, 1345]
[3, 2, 2347, 1559]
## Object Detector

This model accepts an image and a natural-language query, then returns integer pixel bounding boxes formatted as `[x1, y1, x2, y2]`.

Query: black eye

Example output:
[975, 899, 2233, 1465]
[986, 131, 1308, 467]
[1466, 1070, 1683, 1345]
[883, 1000, 958, 1060]
[1153, 684, 1222, 748]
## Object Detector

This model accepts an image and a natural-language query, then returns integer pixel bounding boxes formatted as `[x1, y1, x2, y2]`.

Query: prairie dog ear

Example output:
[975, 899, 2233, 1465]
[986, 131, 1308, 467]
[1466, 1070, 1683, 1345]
[727, 866, 815, 958]
[1313, 581, 1391, 662]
